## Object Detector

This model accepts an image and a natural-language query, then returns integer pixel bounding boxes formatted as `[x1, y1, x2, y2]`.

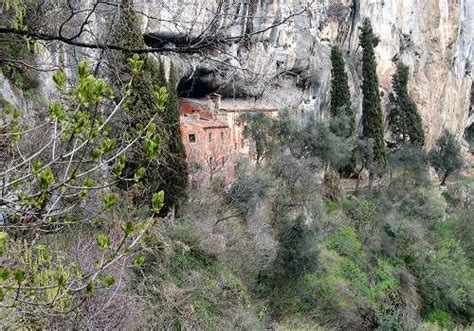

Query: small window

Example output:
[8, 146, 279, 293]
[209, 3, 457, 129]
[209, 156, 213, 164]
[208, 133, 212, 143]
[189, 134, 196, 143]
[234, 142, 237, 149]
[221, 131, 224, 141]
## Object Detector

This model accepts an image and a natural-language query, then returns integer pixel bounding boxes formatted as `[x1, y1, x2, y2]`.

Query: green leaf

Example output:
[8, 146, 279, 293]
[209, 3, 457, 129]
[84, 178, 94, 188]
[33, 41, 40, 55]
[57, 273, 65, 288]
[77, 61, 89, 78]
[32, 159, 42, 173]
[133, 167, 146, 182]
[52, 70, 66, 91]
[85, 281, 96, 297]
[104, 276, 115, 288]
[99, 138, 117, 155]
[113, 154, 127, 177]
[35, 167, 55, 191]
[121, 221, 134, 237]
[102, 194, 117, 209]
[135, 255, 145, 267]
[96, 234, 111, 250]
[80, 178, 95, 200]
[155, 87, 169, 109]
[0, 268, 9, 282]
[12, 108, 21, 120]
[145, 137, 161, 159]
[48, 101, 65, 121]
[0, 232, 8, 256]
[36, 244, 51, 262]
[151, 191, 165, 214]
[64, 214, 74, 224]
[14, 269, 26, 284]
[128, 55, 144, 75]
[146, 123, 157, 138]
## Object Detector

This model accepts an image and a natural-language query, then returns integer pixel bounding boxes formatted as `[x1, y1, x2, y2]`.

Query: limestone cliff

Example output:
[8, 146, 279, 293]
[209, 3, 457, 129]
[138, 0, 473, 148]
[1, 0, 473, 148]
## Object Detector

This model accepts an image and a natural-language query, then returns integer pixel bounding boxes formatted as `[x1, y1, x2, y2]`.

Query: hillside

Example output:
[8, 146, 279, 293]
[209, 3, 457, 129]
[1, 0, 473, 329]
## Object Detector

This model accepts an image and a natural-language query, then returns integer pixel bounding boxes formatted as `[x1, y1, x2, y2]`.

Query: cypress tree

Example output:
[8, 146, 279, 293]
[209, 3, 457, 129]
[108, 0, 144, 74]
[160, 63, 189, 215]
[150, 57, 167, 90]
[330, 46, 353, 119]
[359, 18, 387, 169]
[388, 64, 425, 147]
[330, 46, 356, 176]
[110, 1, 167, 202]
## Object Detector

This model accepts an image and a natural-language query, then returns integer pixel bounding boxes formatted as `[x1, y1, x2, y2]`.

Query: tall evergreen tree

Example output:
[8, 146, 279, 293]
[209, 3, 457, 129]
[110, 1, 167, 202]
[330, 46, 356, 175]
[108, 0, 144, 75]
[330, 46, 353, 119]
[388, 64, 425, 147]
[160, 63, 189, 215]
[359, 18, 387, 169]
[150, 57, 167, 90]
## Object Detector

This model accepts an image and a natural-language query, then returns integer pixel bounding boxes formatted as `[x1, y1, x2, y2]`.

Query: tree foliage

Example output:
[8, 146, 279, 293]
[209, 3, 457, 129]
[110, 1, 168, 203]
[330, 46, 356, 176]
[302, 115, 355, 171]
[360, 18, 386, 170]
[388, 145, 430, 185]
[429, 130, 464, 185]
[0, 59, 166, 324]
[159, 63, 189, 215]
[238, 112, 274, 163]
[330, 46, 353, 120]
[271, 215, 318, 286]
[388, 64, 425, 147]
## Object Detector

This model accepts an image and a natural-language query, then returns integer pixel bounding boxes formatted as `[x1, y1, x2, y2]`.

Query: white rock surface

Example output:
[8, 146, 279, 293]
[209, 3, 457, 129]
[1, 0, 472, 147]
[134, 0, 473, 147]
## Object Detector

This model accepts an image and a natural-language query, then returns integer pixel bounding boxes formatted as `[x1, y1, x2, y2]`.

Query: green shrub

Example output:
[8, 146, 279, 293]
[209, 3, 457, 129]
[418, 240, 474, 323]
[1, 38, 38, 92]
[426, 310, 453, 329]
[454, 212, 474, 263]
[325, 200, 340, 214]
[169, 247, 212, 285]
[300, 250, 358, 316]
[400, 188, 446, 220]
[327, 226, 364, 262]
[429, 218, 455, 241]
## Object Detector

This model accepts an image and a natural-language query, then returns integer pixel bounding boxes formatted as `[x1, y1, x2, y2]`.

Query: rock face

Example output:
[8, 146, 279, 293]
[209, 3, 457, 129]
[138, 0, 473, 147]
[1, 0, 472, 148]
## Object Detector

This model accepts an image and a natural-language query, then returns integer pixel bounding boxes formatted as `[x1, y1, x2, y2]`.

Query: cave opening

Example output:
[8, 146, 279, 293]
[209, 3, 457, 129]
[177, 69, 253, 99]
[177, 68, 219, 98]
[177, 76, 217, 98]
[465, 123, 474, 154]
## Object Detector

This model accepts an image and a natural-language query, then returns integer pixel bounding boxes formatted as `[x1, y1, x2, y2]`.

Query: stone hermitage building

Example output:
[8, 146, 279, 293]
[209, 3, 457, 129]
[179, 94, 277, 188]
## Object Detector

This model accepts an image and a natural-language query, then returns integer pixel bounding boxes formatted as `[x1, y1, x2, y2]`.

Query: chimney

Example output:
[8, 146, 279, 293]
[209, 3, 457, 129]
[208, 93, 222, 116]
[191, 112, 200, 121]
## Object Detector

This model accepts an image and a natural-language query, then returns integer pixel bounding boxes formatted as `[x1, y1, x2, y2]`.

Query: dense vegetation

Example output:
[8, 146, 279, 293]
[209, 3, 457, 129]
[360, 18, 387, 170]
[1, 2, 472, 329]
[329, 46, 356, 176]
[130, 114, 473, 329]
[388, 64, 425, 147]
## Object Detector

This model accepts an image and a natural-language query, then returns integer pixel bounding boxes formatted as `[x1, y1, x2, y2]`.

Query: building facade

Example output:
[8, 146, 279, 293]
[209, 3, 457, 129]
[179, 94, 277, 188]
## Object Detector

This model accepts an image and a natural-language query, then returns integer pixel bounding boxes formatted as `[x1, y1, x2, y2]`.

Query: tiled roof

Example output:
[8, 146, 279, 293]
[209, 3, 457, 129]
[180, 115, 228, 129]
[179, 97, 277, 112]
